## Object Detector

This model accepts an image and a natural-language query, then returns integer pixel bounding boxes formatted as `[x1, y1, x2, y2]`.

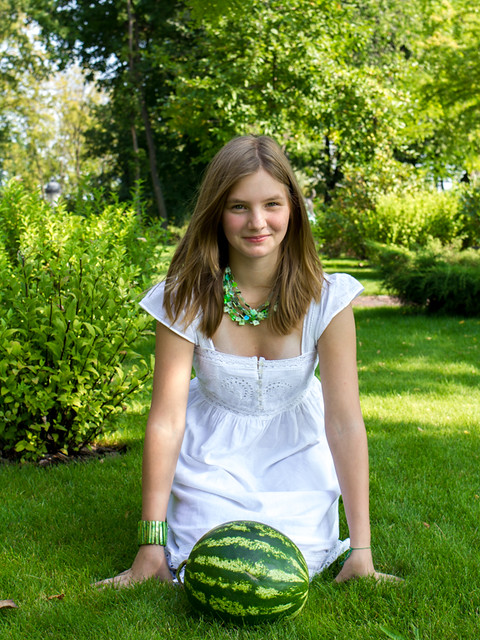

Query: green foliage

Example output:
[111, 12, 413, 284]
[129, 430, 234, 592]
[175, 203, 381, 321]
[412, 0, 480, 179]
[5, 0, 479, 219]
[313, 202, 369, 259]
[0, 182, 155, 462]
[164, 0, 401, 201]
[0, 0, 50, 169]
[1, 65, 107, 199]
[372, 240, 480, 315]
[316, 188, 466, 258]
[458, 183, 480, 247]
[368, 190, 463, 246]
[29, 0, 420, 218]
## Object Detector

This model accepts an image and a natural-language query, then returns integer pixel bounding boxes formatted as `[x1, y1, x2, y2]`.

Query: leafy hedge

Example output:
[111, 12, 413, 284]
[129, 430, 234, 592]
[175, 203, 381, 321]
[0, 182, 159, 462]
[315, 185, 479, 258]
[371, 240, 480, 316]
[458, 184, 480, 248]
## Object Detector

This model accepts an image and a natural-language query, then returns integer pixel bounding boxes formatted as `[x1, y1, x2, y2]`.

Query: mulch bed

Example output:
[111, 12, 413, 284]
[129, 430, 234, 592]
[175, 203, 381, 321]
[37, 444, 128, 466]
[0, 444, 127, 467]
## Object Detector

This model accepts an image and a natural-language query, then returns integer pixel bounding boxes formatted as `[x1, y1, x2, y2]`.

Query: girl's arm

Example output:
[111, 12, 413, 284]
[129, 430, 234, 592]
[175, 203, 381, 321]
[96, 321, 194, 587]
[317, 305, 396, 582]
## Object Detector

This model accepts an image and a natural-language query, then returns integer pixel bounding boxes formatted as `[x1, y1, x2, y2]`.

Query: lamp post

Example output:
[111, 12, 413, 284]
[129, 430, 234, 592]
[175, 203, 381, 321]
[45, 180, 62, 204]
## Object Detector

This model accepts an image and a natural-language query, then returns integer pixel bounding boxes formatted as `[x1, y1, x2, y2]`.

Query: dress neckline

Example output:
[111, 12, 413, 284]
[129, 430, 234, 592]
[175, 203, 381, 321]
[204, 306, 315, 362]
[196, 345, 318, 366]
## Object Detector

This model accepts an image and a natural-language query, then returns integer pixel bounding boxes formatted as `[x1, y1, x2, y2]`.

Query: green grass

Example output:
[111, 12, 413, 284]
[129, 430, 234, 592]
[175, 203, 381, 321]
[1, 261, 480, 639]
[321, 256, 388, 296]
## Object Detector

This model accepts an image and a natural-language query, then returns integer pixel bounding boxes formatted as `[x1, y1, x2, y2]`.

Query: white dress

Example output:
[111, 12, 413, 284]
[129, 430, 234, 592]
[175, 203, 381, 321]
[139, 273, 364, 578]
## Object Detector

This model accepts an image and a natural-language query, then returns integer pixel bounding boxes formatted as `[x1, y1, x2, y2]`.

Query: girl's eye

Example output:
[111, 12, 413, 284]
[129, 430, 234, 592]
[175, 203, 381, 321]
[266, 201, 280, 207]
[232, 204, 246, 210]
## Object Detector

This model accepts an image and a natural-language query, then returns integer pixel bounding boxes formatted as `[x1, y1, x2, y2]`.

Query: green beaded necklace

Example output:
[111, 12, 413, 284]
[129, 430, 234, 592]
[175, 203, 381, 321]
[223, 266, 272, 326]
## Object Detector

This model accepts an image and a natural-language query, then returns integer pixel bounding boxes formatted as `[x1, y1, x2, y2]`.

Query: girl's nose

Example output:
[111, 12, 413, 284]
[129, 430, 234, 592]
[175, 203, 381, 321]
[248, 207, 267, 229]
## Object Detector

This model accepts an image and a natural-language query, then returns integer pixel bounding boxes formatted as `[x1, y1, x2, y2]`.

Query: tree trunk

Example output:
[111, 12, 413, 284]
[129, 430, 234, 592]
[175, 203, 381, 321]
[130, 121, 140, 183]
[138, 89, 168, 223]
[126, 0, 167, 223]
[323, 134, 343, 204]
[127, 0, 140, 185]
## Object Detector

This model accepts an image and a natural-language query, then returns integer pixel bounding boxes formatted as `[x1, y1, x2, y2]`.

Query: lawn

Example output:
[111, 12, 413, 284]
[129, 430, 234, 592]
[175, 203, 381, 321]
[322, 256, 388, 297]
[1, 259, 479, 640]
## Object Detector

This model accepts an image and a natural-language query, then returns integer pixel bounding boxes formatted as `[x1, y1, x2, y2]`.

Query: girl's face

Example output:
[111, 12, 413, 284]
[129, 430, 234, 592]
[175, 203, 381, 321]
[222, 168, 291, 265]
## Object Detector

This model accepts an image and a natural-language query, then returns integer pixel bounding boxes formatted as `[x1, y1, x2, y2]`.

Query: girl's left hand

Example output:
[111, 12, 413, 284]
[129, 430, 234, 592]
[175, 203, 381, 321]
[335, 547, 402, 583]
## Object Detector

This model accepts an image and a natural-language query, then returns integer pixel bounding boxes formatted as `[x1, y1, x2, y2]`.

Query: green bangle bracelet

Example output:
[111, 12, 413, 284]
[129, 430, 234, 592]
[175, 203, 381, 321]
[340, 546, 371, 566]
[137, 520, 168, 546]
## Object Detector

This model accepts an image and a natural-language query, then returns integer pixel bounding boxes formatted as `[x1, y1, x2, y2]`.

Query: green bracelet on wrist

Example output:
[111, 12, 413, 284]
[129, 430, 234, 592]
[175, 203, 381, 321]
[137, 520, 168, 546]
[341, 546, 371, 566]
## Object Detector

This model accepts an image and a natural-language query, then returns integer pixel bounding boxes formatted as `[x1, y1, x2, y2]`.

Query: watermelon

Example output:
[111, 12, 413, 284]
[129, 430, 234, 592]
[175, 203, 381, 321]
[177, 520, 309, 625]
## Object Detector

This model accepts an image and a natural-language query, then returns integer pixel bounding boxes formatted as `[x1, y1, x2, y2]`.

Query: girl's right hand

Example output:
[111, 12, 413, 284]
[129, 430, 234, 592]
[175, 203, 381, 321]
[335, 547, 402, 583]
[94, 545, 173, 589]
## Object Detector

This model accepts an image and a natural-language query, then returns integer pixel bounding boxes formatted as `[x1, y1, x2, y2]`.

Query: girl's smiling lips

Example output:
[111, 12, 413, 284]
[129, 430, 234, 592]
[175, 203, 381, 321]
[244, 234, 270, 243]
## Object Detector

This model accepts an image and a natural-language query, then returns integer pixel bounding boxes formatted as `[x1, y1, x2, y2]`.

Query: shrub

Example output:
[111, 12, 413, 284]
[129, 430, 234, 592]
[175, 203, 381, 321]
[0, 182, 156, 462]
[371, 240, 480, 316]
[369, 190, 463, 247]
[312, 204, 366, 258]
[315, 188, 466, 258]
[458, 184, 480, 248]
[311, 175, 376, 258]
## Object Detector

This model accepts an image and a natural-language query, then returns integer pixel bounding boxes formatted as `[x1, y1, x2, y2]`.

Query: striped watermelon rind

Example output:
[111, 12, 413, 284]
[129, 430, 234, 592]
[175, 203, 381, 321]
[179, 520, 309, 625]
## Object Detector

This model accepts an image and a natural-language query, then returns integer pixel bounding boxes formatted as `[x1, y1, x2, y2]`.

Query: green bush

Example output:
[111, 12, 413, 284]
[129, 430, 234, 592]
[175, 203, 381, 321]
[369, 190, 463, 246]
[311, 176, 375, 258]
[315, 188, 466, 258]
[371, 240, 480, 316]
[312, 204, 365, 258]
[458, 184, 480, 247]
[0, 182, 156, 462]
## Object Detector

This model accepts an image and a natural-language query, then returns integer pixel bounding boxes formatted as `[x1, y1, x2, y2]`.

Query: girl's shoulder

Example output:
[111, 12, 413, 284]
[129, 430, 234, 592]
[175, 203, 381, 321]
[139, 280, 200, 344]
[321, 272, 364, 306]
[304, 273, 364, 345]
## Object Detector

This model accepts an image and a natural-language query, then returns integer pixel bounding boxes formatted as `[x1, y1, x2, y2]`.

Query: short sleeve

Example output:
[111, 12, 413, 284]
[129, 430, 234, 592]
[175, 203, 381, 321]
[302, 273, 364, 350]
[139, 281, 198, 344]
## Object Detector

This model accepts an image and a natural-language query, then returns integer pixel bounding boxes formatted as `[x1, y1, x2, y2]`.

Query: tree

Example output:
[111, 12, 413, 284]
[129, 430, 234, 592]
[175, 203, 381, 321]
[163, 0, 404, 202]
[416, 0, 480, 181]
[356, 0, 480, 185]
[0, 0, 49, 181]
[31, 0, 178, 222]
[2, 63, 107, 194]
[29, 0, 478, 216]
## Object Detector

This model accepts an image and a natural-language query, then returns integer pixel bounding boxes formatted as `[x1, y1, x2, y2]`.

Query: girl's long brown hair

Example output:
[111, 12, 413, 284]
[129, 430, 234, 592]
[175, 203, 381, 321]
[163, 135, 323, 338]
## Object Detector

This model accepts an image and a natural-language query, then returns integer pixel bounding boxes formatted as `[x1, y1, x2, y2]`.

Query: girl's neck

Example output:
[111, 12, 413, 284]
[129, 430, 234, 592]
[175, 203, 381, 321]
[228, 256, 276, 287]
[227, 256, 278, 307]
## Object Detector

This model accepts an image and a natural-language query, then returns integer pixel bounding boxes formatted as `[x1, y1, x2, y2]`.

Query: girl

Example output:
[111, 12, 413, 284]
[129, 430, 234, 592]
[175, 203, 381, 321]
[97, 135, 396, 587]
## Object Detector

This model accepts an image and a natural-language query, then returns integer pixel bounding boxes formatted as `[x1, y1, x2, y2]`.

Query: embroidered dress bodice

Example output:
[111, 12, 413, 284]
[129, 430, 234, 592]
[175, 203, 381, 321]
[139, 272, 363, 577]
[193, 349, 317, 417]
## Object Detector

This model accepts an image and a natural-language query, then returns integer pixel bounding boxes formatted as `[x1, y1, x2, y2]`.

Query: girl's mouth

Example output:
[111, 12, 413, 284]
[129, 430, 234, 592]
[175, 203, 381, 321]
[244, 235, 269, 243]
